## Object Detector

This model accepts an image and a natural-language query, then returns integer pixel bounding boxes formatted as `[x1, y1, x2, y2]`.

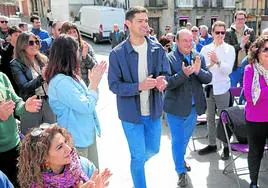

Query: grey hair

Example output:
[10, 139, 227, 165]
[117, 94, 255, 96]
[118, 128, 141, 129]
[176, 28, 192, 40]
[199, 25, 208, 31]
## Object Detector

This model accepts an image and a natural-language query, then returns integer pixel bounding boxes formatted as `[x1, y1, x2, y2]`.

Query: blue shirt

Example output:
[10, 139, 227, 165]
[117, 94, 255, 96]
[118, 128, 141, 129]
[31, 28, 49, 40]
[48, 74, 100, 147]
[183, 54, 195, 105]
[0, 171, 13, 188]
[108, 37, 170, 123]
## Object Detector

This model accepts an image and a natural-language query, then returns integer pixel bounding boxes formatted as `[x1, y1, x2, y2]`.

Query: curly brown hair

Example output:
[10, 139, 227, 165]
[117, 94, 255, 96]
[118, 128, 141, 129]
[248, 36, 268, 64]
[18, 124, 73, 188]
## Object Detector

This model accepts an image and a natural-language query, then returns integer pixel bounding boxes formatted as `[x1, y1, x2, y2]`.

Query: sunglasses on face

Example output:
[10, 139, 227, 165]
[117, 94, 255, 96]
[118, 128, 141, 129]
[260, 47, 268, 53]
[0, 21, 8, 24]
[191, 30, 198, 32]
[215, 31, 225, 35]
[28, 40, 40, 46]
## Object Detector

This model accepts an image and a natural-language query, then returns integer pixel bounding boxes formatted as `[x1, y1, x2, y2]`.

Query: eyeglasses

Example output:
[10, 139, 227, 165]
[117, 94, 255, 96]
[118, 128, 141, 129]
[191, 30, 198, 32]
[0, 21, 8, 24]
[215, 31, 225, 35]
[30, 123, 51, 138]
[260, 47, 268, 53]
[28, 40, 40, 46]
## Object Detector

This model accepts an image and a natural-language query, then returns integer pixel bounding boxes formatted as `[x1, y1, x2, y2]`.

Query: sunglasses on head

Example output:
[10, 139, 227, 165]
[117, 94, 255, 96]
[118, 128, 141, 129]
[215, 31, 225, 35]
[0, 20, 8, 24]
[260, 47, 268, 53]
[28, 40, 40, 46]
[30, 123, 52, 139]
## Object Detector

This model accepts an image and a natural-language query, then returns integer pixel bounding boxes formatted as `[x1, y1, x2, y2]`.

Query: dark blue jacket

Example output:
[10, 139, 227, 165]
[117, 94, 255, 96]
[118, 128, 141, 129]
[164, 49, 212, 116]
[31, 28, 49, 40]
[108, 37, 170, 123]
[41, 37, 54, 55]
[202, 33, 213, 45]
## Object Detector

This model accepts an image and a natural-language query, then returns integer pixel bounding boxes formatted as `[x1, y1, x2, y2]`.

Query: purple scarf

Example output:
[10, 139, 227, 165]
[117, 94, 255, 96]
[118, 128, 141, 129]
[31, 150, 89, 188]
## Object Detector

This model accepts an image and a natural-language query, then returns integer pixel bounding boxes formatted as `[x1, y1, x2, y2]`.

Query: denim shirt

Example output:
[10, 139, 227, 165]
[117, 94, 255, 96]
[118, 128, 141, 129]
[108, 37, 170, 123]
[48, 74, 100, 147]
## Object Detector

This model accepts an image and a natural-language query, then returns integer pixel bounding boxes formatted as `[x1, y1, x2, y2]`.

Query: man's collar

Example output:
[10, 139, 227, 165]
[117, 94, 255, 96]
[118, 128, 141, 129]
[125, 36, 159, 54]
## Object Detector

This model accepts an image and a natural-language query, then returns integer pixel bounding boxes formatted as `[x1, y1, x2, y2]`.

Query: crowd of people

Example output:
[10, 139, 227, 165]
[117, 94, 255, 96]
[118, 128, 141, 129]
[0, 6, 267, 188]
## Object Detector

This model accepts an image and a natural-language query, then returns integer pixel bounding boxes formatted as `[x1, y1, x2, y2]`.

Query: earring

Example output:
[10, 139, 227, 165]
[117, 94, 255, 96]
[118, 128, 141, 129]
[44, 161, 53, 173]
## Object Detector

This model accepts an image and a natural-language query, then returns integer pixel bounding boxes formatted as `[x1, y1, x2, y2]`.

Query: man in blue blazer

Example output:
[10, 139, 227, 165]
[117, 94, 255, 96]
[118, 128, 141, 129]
[108, 6, 169, 188]
[164, 29, 212, 187]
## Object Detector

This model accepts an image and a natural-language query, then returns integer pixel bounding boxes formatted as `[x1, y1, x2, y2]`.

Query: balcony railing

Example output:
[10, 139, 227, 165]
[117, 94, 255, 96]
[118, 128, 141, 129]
[176, 0, 194, 8]
[196, 0, 209, 7]
[211, 0, 223, 8]
[223, 0, 235, 8]
[144, 0, 168, 9]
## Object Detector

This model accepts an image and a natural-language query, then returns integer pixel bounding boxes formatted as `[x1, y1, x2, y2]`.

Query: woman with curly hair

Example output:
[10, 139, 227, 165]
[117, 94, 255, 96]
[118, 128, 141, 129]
[18, 123, 111, 188]
[244, 35, 268, 188]
[60, 21, 97, 86]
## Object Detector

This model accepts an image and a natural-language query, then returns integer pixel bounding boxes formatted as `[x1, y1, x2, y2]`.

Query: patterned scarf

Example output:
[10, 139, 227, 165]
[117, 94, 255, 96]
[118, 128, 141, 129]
[252, 61, 268, 105]
[32, 150, 89, 188]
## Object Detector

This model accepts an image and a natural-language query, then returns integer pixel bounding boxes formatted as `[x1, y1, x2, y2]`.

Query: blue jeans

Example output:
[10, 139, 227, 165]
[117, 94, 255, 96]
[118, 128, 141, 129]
[166, 107, 197, 175]
[122, 116, 161, 188]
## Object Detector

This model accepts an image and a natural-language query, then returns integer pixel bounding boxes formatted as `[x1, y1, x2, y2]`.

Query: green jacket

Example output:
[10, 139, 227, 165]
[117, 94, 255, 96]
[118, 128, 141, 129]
[0, 72, 26, 152]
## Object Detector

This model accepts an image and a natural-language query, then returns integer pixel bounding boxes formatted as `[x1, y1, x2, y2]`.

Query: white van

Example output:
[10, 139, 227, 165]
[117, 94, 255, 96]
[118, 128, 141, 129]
[74, 6, 125, 43]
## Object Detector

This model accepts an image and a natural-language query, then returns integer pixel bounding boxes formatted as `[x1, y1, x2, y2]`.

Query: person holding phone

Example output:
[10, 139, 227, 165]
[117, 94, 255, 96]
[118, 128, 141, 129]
[225, 10, 255, 87]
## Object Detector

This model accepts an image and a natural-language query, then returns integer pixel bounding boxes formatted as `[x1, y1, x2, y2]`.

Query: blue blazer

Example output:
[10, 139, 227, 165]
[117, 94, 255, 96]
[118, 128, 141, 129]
[108, 37, 170, 123]
[164, 49, 212, 116]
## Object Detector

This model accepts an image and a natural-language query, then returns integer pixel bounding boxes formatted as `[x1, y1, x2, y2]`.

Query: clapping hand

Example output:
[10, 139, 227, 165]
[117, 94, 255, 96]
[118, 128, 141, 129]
[138, 75, 157, 91]
[0, 100, 15, 121]
[25, 95, 42, 113]
[182, 62, 194, 77]
[207, 50, 218, 65]
[78, 168, 112, 188]
[88, 61, 107, 91]
[156, 75, 167, 92]
[192, 55, 201, 74]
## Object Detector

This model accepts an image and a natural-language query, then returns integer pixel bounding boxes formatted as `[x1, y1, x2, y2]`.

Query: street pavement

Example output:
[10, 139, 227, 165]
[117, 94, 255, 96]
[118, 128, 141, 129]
[88, 39, 268, 188]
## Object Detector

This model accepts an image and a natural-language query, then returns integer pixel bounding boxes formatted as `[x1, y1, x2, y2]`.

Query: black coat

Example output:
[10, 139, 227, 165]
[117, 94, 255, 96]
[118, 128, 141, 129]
[10, 58, 44, 101]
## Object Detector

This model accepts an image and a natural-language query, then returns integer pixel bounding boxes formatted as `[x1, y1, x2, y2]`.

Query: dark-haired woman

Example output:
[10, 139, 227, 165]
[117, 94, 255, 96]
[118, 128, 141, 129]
[10, 32, 55, 134]
[243, 36, 268, 188]
[60, 21, 97, 86]
[46, 34, 106, 169]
